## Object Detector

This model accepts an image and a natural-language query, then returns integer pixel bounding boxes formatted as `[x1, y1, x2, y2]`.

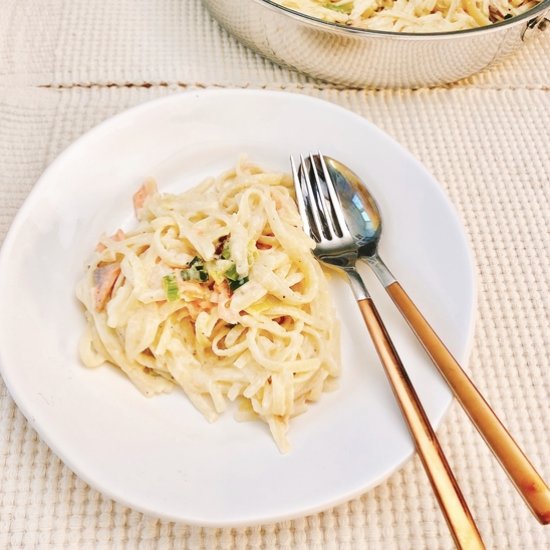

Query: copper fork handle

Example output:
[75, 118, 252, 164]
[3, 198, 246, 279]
[386, 281, 550, 525]
[358, 298, 485, 549]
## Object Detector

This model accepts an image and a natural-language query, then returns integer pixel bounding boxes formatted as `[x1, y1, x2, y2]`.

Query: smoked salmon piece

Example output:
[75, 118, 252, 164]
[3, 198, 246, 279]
[93, 263, 121, 311]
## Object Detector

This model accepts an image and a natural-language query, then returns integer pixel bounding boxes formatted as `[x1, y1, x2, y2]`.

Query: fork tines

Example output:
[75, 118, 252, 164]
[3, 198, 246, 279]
[290, 153, 349, 242]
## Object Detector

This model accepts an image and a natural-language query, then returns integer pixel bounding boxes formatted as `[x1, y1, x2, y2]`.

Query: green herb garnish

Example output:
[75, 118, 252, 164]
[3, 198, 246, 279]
[221, 243, 231, 260]
[180, 256, 210, 282]
[224, 264, 239, 281]
[228, 276, 249, 292]
[224, 263, 248, 291]
[324, 1, 353, 14]
[163, 274, 179, 301]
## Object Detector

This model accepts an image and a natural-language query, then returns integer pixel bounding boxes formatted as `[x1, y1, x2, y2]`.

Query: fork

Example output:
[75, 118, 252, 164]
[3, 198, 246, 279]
[291, 153, 485, 550]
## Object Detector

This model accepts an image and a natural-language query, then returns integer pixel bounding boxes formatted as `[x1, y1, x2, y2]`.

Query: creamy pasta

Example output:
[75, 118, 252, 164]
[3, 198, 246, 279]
[76, 158, 340, 452]
[275, 0, 540, 32]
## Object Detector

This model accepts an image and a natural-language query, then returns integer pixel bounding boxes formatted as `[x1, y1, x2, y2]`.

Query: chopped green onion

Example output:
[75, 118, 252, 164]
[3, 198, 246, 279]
[181, 267, 209, 282]
[229, 276, 249, 292]
[324, 1, 353, 14]
[180, 256, 210, 283]
[224, 263, 248, 291]
[163, 274, 179, 301]
[224, 264, 239, 281]
[221, 243, 231, 260]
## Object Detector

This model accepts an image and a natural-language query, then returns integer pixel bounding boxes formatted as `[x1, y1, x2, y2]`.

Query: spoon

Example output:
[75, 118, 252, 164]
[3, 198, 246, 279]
[310, 154, 550, 525]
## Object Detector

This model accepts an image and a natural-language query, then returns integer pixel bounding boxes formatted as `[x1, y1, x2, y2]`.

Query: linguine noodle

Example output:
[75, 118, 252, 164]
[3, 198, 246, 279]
[76, 158, 340, 452]
[275, 0, 540, 32]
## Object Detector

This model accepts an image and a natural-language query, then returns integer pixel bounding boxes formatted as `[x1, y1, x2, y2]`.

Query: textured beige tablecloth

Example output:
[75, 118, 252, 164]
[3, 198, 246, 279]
[1, 1, 549, 548]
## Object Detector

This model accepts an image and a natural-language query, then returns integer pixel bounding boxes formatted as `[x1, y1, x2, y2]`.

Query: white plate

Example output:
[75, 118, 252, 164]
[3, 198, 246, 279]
[0, 90, 475, 526]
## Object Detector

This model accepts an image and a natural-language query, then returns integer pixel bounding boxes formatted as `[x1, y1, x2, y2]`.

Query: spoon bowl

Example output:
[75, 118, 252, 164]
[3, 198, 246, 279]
[323, 157, 382, 258]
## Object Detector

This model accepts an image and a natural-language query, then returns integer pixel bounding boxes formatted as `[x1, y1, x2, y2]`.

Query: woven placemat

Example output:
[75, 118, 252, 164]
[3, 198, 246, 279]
[1, 0, 550, 548]
[1, 0, 549, 89]
[0, 85, 549, 549]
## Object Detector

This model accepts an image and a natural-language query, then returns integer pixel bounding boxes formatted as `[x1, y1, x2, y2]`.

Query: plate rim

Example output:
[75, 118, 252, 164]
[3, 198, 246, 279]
[0, 89, 477, 526]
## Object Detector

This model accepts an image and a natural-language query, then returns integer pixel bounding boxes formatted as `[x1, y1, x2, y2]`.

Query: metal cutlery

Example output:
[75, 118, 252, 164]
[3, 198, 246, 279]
[291, 153, 485, 550]
[311, 154, 550, 525]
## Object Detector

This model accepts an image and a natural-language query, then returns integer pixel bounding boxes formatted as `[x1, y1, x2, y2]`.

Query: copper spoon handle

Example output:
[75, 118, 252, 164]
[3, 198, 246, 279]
[358, 297, 485, 549]
[385, 280, 550, 524]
